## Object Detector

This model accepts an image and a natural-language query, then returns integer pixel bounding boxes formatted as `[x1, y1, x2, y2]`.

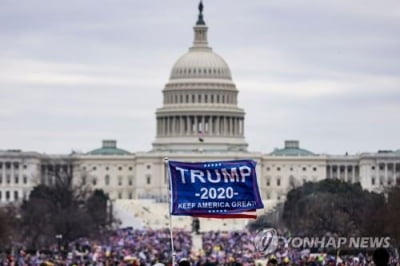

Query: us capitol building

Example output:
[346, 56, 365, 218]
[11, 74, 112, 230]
[1, 3, 399, 226]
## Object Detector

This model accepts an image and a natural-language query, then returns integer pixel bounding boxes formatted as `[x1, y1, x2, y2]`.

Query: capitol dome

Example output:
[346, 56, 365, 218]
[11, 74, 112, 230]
[170, 50, 232, 80]
[153, 1, 248, 152]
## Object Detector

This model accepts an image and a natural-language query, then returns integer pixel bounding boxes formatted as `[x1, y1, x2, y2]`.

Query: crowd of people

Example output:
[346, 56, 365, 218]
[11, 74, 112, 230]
[0, 228, 398, 265]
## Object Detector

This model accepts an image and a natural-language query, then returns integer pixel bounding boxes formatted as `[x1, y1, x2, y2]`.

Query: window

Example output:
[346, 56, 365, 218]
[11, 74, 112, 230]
[128, 192, 133, 199]
[266, 179, 270, 186]
[303, 167, 307, 171]
[371, 166, 375, 170]
[23, 176, 27, 184]
[277, 178, 281, 186]
[129, 167, 133, 171]
[0, 191, 1, 200]
[15, 175, 19, 184]
[23, 165, 27, 169]
[6, 175, 10, 184]
[266, 167, 270, 171]
[106, 167, 109, 171]
[290, 168, 293, 171]
[128, 178, 133, 186]
[118, 177, 122, 186]
[14, 191, 18, 201]
[118, 192, 122, 199]
[266, 193, 270, 200]
[146, 165, 151, 170]
[277, 167, 281, 171]
[6, 191, 10, 201]
[146, 175, 151, 185]
[92, 166, 96, 171]
[118, 166, 122, 171]
[92, 178, 97, 186]
[313, 167, 317, 171]
[0, 175, 2, 184]
[0, 162, 2, 169]
[371, 177, 375, 185]
[277, 195, 281, 201]
[105, 175, 110, 186]
[14, 162, 19, 169]
[82, 176, 87, 185]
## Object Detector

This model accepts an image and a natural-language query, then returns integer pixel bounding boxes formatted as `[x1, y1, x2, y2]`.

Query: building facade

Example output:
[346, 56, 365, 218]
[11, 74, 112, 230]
[1, 3, 400, 210]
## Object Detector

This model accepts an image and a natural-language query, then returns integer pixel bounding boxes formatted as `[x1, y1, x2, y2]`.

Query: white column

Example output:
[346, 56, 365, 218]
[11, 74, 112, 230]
[180, 116, 184, 135]
[165, 117, 168, 136]
[194, 116, 198, 134]
[164, 118, 167, 136]
[241, 118, 244, 136]
[216, 116, 220, 136]
[201, 116, 205, 133]
[229, 117, 233, 136]
[186, 116, 190, 135]
[236, 118, 239, 136]
[232, 118, 235, 136]
[175, 117, 179, 135]
[209, 116, 213, 135]
[169, 117, 172, 136]
[174, 116, 177, 135]
[222, 116, 228, 136]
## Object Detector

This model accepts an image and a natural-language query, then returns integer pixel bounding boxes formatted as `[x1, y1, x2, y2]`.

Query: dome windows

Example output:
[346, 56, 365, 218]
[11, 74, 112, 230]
[164, 90, 237, 105]
[171, 66, 231, 79]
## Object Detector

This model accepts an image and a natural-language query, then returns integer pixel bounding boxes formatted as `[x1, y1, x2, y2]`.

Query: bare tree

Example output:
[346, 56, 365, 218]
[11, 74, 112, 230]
[18, 157, 115, 249]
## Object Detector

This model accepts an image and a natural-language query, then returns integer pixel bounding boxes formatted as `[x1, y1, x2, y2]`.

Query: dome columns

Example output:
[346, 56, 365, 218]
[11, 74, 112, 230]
[156, 115, 244, 138]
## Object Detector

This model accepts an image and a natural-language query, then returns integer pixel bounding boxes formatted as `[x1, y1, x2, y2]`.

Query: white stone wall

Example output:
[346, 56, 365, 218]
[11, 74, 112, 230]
[76, 155, 137, 200]
[259, 156, 327, 203]
[0, 151, 41, 204]
[1, 150, 399, 209]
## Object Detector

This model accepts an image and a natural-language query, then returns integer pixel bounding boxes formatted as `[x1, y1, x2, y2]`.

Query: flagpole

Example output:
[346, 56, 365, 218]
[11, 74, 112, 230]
[165, 157, 176, 266]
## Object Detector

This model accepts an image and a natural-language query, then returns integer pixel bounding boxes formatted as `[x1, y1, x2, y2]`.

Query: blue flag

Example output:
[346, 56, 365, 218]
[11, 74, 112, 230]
[168, 160, 264, 217]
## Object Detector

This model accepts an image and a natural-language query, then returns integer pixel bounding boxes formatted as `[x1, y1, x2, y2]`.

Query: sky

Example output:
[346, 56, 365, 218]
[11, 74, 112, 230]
[0, 0, 399, 155]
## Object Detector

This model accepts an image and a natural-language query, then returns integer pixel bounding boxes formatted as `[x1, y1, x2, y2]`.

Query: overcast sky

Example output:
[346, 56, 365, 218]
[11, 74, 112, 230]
[0, 0, 399, 155]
